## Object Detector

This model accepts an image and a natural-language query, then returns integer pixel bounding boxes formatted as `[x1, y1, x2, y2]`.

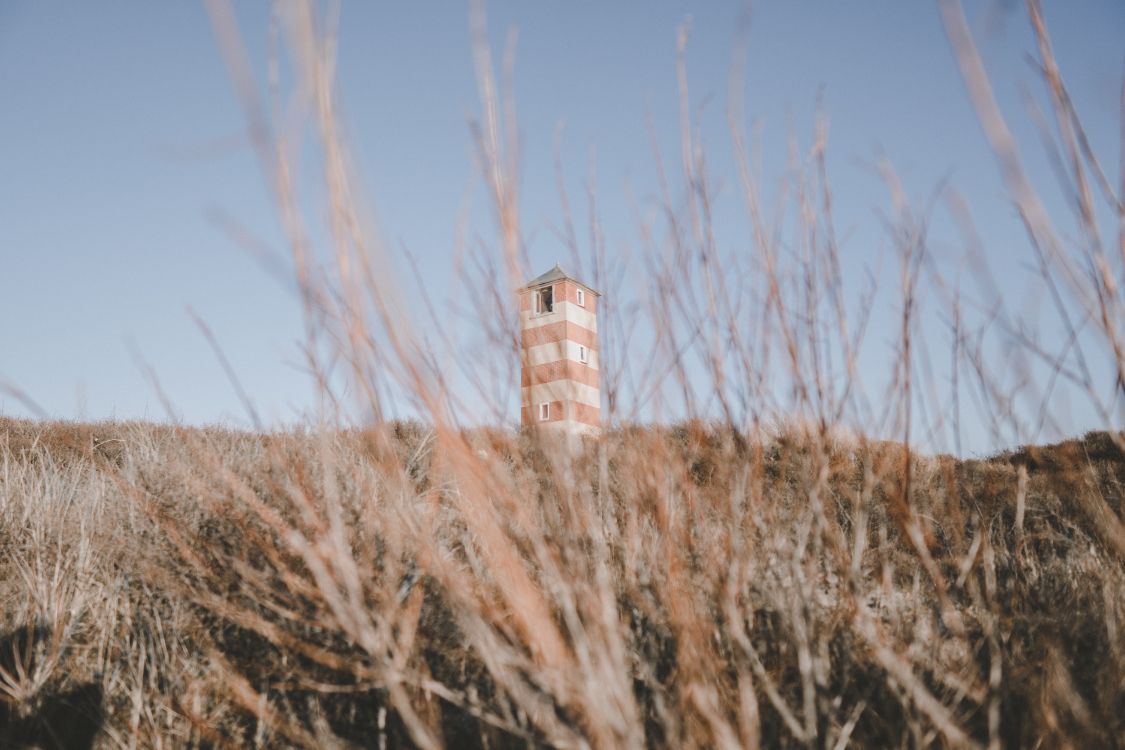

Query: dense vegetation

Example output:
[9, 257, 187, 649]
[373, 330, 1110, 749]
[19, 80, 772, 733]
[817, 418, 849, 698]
[1, 418, 1122, 748]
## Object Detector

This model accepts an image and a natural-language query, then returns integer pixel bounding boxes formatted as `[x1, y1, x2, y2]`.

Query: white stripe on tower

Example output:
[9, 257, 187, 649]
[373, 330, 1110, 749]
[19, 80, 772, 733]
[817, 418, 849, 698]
[521, 381, 601, 409]
[525, 341, 600, 370]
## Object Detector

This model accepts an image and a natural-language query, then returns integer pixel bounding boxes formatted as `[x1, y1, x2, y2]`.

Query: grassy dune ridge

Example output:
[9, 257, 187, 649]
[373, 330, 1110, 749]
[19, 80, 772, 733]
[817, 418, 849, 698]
[0, 417, 1122, 747]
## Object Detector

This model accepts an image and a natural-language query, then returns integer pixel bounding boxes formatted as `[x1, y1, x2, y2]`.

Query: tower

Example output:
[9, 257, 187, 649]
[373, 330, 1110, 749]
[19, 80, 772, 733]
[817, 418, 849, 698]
[519, 265, 600, 436]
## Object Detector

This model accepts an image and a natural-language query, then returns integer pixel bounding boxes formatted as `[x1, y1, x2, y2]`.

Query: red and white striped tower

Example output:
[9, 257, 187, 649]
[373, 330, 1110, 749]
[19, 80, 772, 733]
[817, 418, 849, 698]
[519, 265, 600, 436]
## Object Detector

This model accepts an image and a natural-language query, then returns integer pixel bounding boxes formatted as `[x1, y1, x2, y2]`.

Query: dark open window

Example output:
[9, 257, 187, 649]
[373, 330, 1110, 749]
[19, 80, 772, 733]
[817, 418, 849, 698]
[536, 286, 554, 314]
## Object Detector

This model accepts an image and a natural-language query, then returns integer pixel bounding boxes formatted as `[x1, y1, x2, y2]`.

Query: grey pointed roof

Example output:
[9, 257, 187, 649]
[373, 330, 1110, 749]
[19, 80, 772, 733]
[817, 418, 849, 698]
[522, 264, 600, 295]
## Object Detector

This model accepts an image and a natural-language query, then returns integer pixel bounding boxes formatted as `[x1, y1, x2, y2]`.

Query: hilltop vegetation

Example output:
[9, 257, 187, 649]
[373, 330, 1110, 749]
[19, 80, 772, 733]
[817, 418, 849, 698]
[0, 417, 1122, 748]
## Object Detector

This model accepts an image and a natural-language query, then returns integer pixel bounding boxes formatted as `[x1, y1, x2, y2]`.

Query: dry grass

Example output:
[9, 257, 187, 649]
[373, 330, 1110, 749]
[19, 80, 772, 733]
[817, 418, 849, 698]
[3, 0, 1125, 746]
[0, 419, 1122, 748]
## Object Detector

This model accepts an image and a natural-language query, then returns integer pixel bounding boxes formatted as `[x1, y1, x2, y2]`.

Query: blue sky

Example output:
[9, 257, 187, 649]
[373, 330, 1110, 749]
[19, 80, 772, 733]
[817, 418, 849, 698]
[1, 2, 1121, 452]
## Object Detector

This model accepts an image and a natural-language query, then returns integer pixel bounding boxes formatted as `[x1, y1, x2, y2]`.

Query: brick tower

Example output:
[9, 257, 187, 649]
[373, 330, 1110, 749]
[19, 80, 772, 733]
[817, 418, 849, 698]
[519, 265, 600, 436]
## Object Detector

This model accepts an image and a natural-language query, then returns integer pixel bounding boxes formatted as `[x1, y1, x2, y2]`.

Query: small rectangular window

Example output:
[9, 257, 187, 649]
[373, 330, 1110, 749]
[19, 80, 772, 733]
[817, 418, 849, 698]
[578, 345, 588, 364]
[539, 402, 550, 421]
[534, 286, 553, 314]
[576, 289, 585, 307]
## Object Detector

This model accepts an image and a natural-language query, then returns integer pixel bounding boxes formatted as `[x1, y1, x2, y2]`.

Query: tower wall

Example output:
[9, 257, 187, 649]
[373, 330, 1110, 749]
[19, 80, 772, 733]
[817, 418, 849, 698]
[519, 278, 600, 435]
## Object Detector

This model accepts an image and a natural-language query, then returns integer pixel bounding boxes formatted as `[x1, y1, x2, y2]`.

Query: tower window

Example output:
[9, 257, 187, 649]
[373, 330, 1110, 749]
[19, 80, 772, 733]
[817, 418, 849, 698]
[576, 289, 585, 307]
[538, 402, 550, 421]
[578, 345, 588, 363]
[534, 286, 554, 314]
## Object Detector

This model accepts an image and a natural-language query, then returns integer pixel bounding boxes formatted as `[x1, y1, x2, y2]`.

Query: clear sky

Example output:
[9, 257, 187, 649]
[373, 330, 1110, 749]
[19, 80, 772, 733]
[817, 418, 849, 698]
[1, 2, 1122, 453]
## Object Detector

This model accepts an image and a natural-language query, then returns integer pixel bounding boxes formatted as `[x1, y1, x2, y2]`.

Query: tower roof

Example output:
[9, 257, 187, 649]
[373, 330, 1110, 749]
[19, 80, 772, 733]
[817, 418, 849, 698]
[522, 264, 600, 295]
